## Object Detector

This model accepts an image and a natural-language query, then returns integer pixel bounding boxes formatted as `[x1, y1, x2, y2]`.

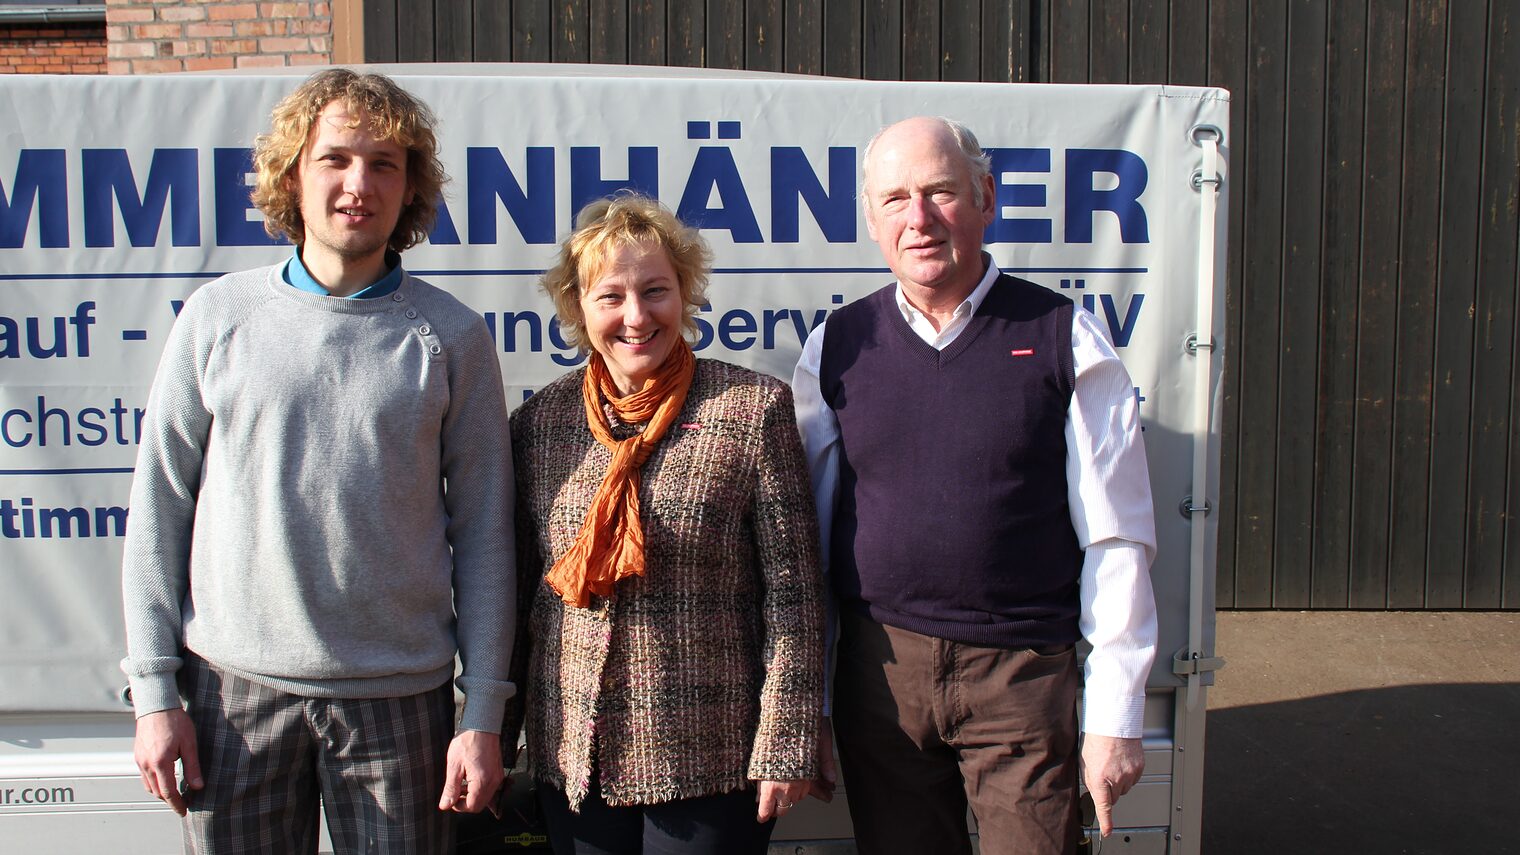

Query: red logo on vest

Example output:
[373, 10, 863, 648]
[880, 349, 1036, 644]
[1010, 348, 1036, 357]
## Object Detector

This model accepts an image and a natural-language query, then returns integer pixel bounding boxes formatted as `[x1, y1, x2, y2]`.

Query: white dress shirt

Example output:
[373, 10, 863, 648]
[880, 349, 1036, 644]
[792, 258, 1159, 738]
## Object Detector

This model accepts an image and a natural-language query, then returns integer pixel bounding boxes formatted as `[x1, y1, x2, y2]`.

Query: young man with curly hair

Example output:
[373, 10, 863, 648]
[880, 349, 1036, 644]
[120, 69, 515, 853]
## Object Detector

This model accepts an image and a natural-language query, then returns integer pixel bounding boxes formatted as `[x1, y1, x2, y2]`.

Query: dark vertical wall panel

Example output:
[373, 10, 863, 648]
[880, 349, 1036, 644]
[628, 0, 667, 65]
[1470, 0, 1519, 607]
[1401, 0, 1452, 608]
[553, 0, 590, 62]
[786, 1, 824, 74]
[1233, 1, 1288, 607]
[1510, 377, 1520, 591]
[902, 0, 939, 79]
[708, 0, 744, 68]
[1088, 0, 1126, 83]
[1311, 0, 1368, 609]
[1510, 353, 1520, 603]
[513, 0, 553, 61]
[1167, 0, 1205, 86]
[941, 1, 980, 81]
[363, 0, 398, 61]
[1274, 0, 1326, 609]
[980, 0, 1025, 82]
[472, 1, 511, 61]
[1425, 0, 1479, 608]
[862, 0, 902, 79]
[1209, 0, 1247, 608]
[1507, 9, 1520, 602]
[1129, 0, 1166, 84]
[1031, 0, 1052, 81]
[589, 0, 628, 63]
[747, 0, 784, 71]
[667, 0, 704, 67]
[350, 0, 1520, 612]
[435, 0, 470, 61]
[824, 0, 864, 77]
[1350, 0, 1406, 608]
[398, 0, 435, 60]
[1049, 0, 1088, 82]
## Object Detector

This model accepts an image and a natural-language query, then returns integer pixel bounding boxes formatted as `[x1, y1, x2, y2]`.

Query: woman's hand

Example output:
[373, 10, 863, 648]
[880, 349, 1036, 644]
[807, 717, 837, 802]
[757, 779, 809, 822]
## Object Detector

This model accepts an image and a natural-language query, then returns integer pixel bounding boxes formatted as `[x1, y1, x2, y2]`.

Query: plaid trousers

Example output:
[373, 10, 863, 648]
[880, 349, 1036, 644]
[178, 652, 455, 855]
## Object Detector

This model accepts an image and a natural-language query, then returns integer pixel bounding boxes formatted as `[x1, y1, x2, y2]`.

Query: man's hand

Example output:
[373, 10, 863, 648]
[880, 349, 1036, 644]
[756, 779, 809, 822]
[133, 709, 201, 816]
[438, 730, 504, 814]
[807, 717, 837, 803]
[1080, 734, 1144, 837]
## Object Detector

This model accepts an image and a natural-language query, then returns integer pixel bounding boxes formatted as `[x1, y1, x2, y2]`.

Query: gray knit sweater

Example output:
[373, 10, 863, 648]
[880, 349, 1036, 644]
[120, 264, 516, 732]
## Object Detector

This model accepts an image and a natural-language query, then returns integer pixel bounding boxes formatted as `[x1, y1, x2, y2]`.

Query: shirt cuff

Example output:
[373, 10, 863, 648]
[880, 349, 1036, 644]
[1081, 691, 1147, 739]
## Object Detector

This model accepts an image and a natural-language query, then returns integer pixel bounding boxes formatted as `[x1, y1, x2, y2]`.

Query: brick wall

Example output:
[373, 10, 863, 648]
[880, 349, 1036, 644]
[106, 0, 331, 73]
[0, 22, 108, 74]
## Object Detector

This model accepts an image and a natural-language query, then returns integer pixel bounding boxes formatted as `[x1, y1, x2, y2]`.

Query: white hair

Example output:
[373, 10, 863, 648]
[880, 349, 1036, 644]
[860, 116, 994, 208]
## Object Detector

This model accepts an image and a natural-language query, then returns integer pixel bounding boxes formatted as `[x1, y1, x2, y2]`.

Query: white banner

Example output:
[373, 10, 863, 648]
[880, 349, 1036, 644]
[0, 66, 1229, 712]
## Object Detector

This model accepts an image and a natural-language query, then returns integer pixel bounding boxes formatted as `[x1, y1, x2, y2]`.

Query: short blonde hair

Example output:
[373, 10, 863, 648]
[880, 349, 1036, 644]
[250, 68, 447, 252]
[542, 195, 712, 353]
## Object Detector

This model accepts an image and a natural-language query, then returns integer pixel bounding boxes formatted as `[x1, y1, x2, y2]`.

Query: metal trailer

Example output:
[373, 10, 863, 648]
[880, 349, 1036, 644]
[0, 66, 1227, 854]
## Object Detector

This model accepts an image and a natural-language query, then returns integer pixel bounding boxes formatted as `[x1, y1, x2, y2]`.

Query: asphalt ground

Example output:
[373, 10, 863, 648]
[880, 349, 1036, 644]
[467, 610, 1520, 854]
[1203, 611, 1520, 854]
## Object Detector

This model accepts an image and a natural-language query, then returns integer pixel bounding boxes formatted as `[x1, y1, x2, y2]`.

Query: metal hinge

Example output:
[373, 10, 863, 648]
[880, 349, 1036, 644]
[1184, 333, 1215, 355]
[1191, 168, 1224, 191]
[1178, 495, 1212, 519]
[1172, 649, 1226, 676]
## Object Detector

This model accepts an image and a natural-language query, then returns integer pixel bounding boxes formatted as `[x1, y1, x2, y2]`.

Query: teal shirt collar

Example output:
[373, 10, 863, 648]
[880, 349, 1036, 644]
[283, 249, 404, 299]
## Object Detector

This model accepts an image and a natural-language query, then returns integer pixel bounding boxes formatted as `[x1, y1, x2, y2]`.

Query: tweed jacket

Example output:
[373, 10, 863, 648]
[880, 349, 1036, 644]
[507, 358, 825, 810]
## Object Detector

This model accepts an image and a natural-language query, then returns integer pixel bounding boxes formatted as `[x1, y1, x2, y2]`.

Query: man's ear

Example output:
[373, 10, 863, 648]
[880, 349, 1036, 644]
[863, 202, 879, 241]
[978, 173, 997, 226]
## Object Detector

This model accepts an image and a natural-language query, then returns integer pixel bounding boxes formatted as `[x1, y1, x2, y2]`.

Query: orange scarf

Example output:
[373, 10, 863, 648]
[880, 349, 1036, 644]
[545, 339, 696, 608]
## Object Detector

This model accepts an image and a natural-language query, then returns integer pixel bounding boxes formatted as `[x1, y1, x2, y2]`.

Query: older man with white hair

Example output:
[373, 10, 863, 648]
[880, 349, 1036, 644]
[793, 116, 1158, 855]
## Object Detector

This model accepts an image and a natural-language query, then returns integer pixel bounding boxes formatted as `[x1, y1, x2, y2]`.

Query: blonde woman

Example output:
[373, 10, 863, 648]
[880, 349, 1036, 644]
[506, 195, 824, 854]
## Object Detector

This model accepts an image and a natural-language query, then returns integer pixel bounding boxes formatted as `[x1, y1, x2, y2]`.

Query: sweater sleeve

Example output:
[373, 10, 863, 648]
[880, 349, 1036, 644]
[119, 292, 215, 717]
[442, 317, 518, 733]
[498, 406, 544, 755]
[745, 381, 826, 783]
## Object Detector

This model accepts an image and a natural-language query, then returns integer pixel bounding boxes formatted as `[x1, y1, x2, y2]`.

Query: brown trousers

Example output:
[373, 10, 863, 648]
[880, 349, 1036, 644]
[833, 609, 1082, 855]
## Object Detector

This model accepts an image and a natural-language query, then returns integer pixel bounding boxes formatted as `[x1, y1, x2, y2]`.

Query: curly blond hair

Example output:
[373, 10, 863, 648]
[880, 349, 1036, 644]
[542, 194, 713, 353]
[250, 69, 447, 252]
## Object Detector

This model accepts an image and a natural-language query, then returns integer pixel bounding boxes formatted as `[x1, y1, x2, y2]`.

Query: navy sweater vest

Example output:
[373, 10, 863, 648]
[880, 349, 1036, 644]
[819, 274, 1084, 648]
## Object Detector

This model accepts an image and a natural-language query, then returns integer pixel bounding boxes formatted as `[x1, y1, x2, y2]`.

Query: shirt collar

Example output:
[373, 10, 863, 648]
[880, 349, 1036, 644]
[892, 253, 1002, 325]
[283, 249, 404, 299]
